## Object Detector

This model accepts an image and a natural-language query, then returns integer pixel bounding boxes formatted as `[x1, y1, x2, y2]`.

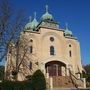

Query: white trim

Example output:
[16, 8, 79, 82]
[41, 56, 68, 65]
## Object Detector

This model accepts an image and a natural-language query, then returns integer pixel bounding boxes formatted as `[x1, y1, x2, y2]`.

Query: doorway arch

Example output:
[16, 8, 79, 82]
[45, 61, 66, 76]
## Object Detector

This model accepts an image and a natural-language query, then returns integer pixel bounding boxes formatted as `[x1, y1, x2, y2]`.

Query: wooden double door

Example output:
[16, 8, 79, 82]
[45, 61, 66, 76]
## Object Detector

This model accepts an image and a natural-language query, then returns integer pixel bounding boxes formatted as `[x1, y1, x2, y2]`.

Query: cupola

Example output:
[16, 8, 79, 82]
[25, 16, 32, 30]
[25, 12, 39, 30]
[64, 23, 72, 36]
[41, 5, 54, 21]
[30, 12, 39, 29]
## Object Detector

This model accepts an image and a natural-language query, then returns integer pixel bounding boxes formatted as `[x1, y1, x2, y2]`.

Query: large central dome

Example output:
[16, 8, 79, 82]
[41, 5, 54, 21]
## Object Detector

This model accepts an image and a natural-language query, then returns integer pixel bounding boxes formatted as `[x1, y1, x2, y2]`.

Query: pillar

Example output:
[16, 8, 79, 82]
[50, 77, 53, 90]
[56, 64, 58, 76]
[83, 78, 86, 88]
[77, 73, 80, 79]
[61, 66, 65, 76]
[46, 66, 49, 78]
[66, 65, 69, 76]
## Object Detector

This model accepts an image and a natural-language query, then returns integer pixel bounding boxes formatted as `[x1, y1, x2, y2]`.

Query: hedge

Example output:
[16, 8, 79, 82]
[0, 69, 46, 90]
[0, 80, 33, 90]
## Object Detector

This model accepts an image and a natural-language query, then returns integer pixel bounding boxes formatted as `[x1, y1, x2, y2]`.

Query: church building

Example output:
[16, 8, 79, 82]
[5, 5, 86, 88]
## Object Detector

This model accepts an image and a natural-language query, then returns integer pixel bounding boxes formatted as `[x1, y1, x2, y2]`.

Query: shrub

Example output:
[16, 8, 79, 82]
[31, 69, 46, 90]
[0, 80, 32, 90]
[0, 69, 46, 90]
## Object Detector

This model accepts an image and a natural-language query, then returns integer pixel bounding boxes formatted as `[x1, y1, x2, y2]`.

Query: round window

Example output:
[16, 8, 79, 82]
[30, 39, 33, 42]
[50, 37, 54, 42]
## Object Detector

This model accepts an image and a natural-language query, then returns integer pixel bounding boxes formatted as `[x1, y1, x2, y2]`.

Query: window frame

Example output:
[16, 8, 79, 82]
[50, 46, 55, 55]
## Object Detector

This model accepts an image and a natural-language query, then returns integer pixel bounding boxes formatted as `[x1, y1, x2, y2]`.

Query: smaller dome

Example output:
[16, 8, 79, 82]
[30, 12, 39, 29]
[65, 29, 72, 35]
[64, 23, 72, 36]
[41, 5, 54, 21]
[25, 16, 32, 29]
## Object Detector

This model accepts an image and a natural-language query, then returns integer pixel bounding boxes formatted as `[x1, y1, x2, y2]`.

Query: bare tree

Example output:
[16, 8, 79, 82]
[5, 33, 39, 81]
[0, 0, 26, 62]
[0, 0, 27, 81]
[0, 0, 38, 81]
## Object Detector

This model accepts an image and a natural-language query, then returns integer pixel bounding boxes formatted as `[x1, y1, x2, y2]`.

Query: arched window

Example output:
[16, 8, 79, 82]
[69, 44, 71, 47]
[29, 61, 32, 70]
[30, 46, 33, 53]
[50, 46, 55, 55]
[69, 50, 72, 57]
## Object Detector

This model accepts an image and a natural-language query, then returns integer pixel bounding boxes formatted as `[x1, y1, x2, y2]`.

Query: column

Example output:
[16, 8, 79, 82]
[83, 78, 86, 88]
[77, 73, 80, 79]
[50, 77, 53, 90]
[46, 66, 49, 78]
[61, 66, 65, 76]
[56, 65, 58, 76]
[66, 65, 70, 76]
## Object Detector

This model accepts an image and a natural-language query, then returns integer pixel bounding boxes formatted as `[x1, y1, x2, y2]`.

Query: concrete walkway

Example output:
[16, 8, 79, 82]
[52, 88, 76, 90]
[51, 87, 89, 90]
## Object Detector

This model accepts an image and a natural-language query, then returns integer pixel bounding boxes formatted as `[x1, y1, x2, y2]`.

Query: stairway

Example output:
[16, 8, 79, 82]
[53, 76, 75, 88]
[53, 87, 76, 90]
[46, 76, 85, 90]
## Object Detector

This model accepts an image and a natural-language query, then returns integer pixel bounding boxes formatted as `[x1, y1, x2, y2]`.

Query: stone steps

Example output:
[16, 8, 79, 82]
[53, 76, 75, 88]
[46, 76, 84, 90]
[53, 88, 76, 90]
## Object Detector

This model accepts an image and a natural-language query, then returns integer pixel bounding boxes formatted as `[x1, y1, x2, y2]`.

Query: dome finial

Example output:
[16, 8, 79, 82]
[65, 22, 68, 30]
[64, 22, 73, 36]
[46, 5, 48, 13]
[34, 12, 36, 19]
[29, 16, 32, 22]
[29, 12, 38, 29]
[41, 5, 53, 20]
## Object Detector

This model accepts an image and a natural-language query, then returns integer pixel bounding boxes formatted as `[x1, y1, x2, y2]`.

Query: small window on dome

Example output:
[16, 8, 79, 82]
[50, 37, 54, 42]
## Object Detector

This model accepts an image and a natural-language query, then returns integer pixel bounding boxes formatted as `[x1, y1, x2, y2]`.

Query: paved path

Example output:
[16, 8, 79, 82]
[53, 88, 73, 90]
[47, 87, 89, 90]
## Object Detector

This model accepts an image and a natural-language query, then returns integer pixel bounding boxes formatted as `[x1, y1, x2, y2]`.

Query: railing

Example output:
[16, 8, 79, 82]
[45, 66, 86, 89]
[68, 68, 84, 89]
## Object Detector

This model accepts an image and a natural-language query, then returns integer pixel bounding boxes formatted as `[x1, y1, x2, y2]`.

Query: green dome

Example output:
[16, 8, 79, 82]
[30, 18, 38, 29]
[25, 17, 32, 29]
[65, 29, 72, 36]
[41, 5, 53, 20]
[64, 23, 72, 36]
[25, 12, 38, 30]
[30, 12, 38, 29]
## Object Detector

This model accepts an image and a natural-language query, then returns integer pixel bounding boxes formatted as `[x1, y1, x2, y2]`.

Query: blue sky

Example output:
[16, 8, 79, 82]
[1, 0, 89, 65]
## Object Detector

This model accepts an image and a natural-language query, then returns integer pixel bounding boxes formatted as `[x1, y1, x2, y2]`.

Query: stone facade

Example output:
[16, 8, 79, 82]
[5, 5, 86, 88]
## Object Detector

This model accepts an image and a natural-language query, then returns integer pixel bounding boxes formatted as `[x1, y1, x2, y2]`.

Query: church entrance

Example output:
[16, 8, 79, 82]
[45, 61, 66, 77]
[45, 61, 67, 88]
